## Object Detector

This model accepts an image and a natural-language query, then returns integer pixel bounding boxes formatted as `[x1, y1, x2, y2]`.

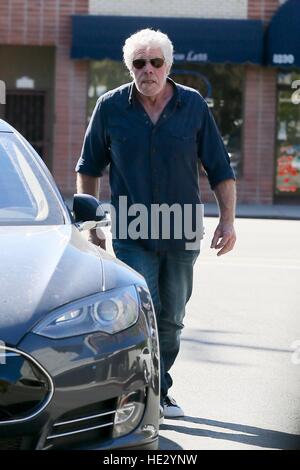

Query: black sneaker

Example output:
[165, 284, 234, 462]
[163, 395, 184, 418]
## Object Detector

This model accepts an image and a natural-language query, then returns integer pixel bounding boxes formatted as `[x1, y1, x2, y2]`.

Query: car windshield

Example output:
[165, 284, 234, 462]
[0, 132, 65, 225]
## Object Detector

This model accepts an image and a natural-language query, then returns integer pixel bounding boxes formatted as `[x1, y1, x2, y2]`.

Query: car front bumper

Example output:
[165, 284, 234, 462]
[0, 297, 160, 450]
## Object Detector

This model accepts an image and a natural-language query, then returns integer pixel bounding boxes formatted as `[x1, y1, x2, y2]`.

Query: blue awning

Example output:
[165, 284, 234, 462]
[266, 0, 300, 67]
[71, 15, 264, 65]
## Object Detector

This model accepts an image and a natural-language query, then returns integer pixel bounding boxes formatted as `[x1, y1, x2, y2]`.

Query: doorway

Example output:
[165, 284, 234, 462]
[5, 91, 50, 167]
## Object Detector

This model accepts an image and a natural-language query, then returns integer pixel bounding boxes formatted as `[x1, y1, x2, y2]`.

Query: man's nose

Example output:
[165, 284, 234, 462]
[144, 61, 154, 72]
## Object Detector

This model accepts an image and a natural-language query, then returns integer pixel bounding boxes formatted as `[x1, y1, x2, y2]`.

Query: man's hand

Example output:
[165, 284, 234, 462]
[88, 227, 106, 250]
[211, 179, 236, 256]
[211, 221, 236, 256]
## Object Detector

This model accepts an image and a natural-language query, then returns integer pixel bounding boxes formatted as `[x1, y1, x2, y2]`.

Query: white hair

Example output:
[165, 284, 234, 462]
[123, 28, 174, 71]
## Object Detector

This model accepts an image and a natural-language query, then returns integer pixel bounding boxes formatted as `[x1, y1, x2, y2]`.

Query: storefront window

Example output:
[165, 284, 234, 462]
[88, 61, 244, 176]
[275, 70, 300, 197]
[171, 64, 244, 176]
[88, 60, 130, 120]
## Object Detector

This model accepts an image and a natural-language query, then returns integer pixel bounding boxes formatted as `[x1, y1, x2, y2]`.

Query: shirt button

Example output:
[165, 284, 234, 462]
[163, 114, 166, 118]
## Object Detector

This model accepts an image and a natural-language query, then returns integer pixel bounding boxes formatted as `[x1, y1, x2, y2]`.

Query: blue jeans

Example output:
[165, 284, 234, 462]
[113, 240, 200, 401]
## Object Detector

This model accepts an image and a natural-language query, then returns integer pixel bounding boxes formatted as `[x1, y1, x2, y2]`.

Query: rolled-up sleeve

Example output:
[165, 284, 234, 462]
[75, 97, 111, 177]
[197, 102, 235, 190]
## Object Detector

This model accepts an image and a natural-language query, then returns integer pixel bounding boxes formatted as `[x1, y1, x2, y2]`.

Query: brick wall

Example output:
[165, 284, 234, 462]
[236, 0, 279, 204]
[89, 0, 248, 19]
[0, 0, 89, 195]
[239, 66, 277, 203]
[248, 0, 279, 22]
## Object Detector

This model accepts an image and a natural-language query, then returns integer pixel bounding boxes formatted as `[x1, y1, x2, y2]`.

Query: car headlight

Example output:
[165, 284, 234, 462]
[32, 286, 139, 339]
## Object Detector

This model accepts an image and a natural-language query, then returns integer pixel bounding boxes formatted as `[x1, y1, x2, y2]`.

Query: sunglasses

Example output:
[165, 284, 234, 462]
[132, 57, 165, 69]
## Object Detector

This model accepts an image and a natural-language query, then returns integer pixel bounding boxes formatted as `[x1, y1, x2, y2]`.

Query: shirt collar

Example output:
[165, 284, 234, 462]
[127, 77, 182, 108]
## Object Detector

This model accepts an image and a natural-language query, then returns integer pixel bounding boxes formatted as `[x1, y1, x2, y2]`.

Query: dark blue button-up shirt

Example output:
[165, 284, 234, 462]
[76, 78, 235, 251]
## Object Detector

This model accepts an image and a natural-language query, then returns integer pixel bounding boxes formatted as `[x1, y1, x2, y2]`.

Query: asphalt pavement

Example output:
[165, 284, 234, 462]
[78, 200, 300, 450]
[157, 217, 300, 450]
[101, 215, 300, 450]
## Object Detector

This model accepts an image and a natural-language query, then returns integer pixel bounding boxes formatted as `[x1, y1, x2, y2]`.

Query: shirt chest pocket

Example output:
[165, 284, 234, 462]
[170, 128, 196, 141]
[108, 126, 143, 165]
[108, 127, 129, 145]
[168, 130, 198, 159]
[108, 127, 131, 160]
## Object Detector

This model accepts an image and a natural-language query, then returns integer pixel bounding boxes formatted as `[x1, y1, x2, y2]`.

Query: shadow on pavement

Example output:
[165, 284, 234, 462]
[158, 434, 183, 450]
[160, 416, 300, 450]
[180, 335, 293, 366]
[182, 336, 293, 355]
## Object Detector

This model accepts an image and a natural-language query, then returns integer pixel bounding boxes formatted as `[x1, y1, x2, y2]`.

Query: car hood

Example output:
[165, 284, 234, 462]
[0, 225, 107, 345]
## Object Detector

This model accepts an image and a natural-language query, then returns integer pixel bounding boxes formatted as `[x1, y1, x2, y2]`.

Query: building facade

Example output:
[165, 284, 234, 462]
[0, 0, 299, 205]
[0, 0, 89, 195]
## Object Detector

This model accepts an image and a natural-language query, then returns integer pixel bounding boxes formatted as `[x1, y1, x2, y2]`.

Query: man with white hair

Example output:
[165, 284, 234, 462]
[76, 29, 236, 420]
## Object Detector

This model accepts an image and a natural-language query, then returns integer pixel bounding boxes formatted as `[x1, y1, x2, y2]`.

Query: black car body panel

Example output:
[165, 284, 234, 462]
[0, 309, 159, 450]
[7, 305, 159, 450]
[0, 119, 160, 450]
[0, 225, 144, 345]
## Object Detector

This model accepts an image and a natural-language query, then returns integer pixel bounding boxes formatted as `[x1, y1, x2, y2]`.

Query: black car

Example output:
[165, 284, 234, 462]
[0, 119, 160, 450]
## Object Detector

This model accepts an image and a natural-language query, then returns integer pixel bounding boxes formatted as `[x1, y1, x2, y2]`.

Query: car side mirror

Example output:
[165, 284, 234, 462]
[73, 194, 110, 231]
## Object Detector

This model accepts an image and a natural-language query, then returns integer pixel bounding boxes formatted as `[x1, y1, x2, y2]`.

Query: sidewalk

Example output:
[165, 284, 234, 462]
[204, 202, 300, 220]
